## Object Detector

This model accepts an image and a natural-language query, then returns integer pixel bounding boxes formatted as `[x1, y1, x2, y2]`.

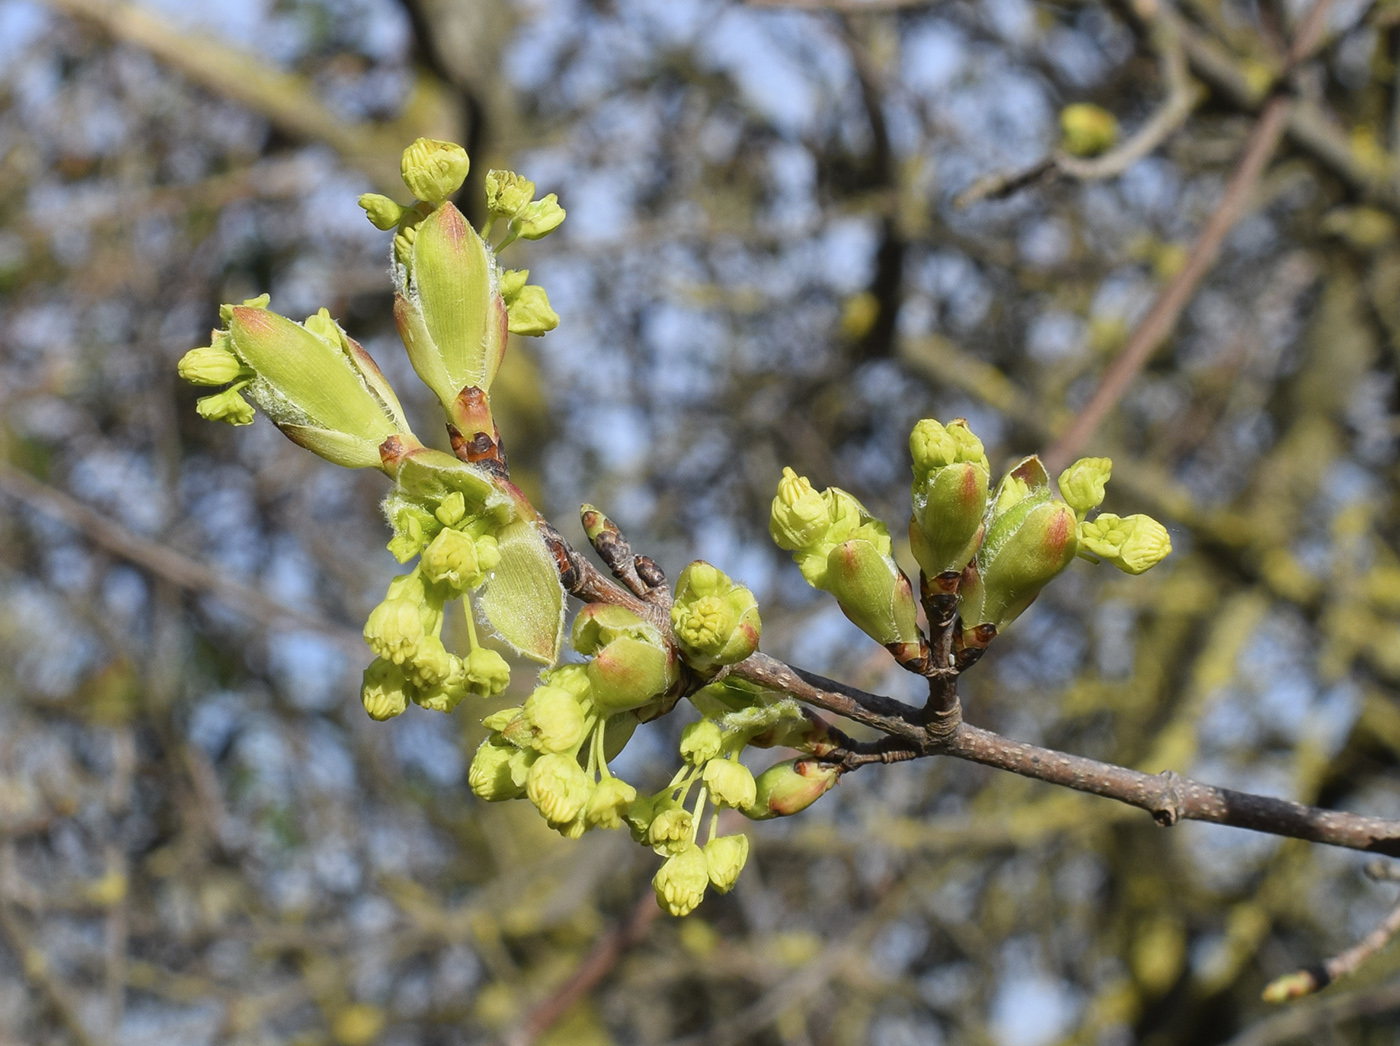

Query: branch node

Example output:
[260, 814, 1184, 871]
[1151, 770, 1184, 827]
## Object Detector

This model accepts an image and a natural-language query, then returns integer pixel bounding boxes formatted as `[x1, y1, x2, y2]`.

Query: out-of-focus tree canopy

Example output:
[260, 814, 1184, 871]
[4, 0, 1400, 1043]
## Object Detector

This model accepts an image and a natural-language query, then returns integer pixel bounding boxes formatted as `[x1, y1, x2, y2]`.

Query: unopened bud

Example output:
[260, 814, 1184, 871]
[358, 193, 406, 231]
[704, 834, 750, 894]
[485, 169, 535, 219]
[364, 597, 426, 665]
[525, 752, 592, 826]
[469, 739, 526, 801]
[400, 137, 470, 204]
[506, 284, 559, 337]
[680, 720, 724, 766]
[178, 345, 249, 386]
[769, 467, 829, 551]
[586, 777, 637, 830]
[195, 386, 256, 426]
[653, 843, 709, 917]
[702, 758, 757, 809]
[421, 528, 487, 592]
[670, 561, 761, 672]
[361, 657, 411, 721]
[959, 497, 1078, 629]
[1079, 512, 1171, 575]
[824, 539, 922, 647]
[647, 806, 695, 856]
[1057, 457, 1112, 518]
[743, 758, 841, 819]
[463, 647, 510, 698]
[505, 684, 586, 753]
[515, 193, 565, 240]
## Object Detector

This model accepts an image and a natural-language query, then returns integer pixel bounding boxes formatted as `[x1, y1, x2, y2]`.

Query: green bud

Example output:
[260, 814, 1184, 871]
[1058, 457, 1112, 518]
[385, 503, 439, 563]
[481, 707, 521, 732]
[361, 658, 412, 721]
[909, 419, 990, 578]
[769, 467, 829, 551]
[499, 268, 529, 303]
[824, 539, 922, 647]
[405, 634, 459, 690]
[1060, 103, 1119, 158]
[421, 528, 487, 592]
[219, 293, 268, 325]
[485, 169, 535, 219]
[586, 776, 637, 830]
[542, 663, 592, 702]
[587, 636, 678, 714]
[469, 739, 526, 801]
[364, 597, 426, 665]
[396, 202, 508, 407]
[178, 345, 250, 386]
[526, 752, 592, 826]
[704, 834, 750, 894]
[960, 495, 1079, 629]
[505, 284, 559, 337]
[195, 386, 256, 426]
[653, 843, 709, 917]
[647, 806, 695, 856]
[680, 720, 724, 766]
[743, 758, 841, 820]
[505, 684, 587, 753]
[670, 561, 761, 672]
[1078, 512, 1171, 574]
[571, 603, 665, 657]
[702, 758, 757, 809]
[624, 793, 659, 844]
[515, 193, 565, 240]
[400, 137, 470, 204]
[435, 491, 467, 527]
[463, 647, 511, 698]
[414, 676, 468, 714]
[358, 193, 406, 231]
[225, 305, 410, 470]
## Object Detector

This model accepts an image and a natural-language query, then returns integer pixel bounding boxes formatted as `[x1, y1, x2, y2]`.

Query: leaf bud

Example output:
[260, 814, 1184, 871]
[909, 419, 990, 578]
[670, 561, 761, 672]
[468, 739, 526, 801]
[743, 758, 841, 820]
[400, 137, 470, 204]
[505, 684, 587, 753]
[1078, 512, 1171, 575]
[360, 657, 412, 721]
[506, 284, 560, 337]
[1057, 457, 1112, 518]
[959, 496, 1079, 629]
[195, 386, 256, 426]
[358, 193, 406, 231]
[702, 758, 757, 810]
[679, 720, 724, 766]
[588, 636, 678, 713]
[823, 538, 922, 647]
[653, 843, 709, 917]
[585, 777, 637, 830]
[704, 834, 750, 894]
[525, 752, 592, 826]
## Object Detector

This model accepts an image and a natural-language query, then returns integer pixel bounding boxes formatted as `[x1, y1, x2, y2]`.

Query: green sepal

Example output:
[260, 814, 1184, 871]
[476, 518, 566, 664]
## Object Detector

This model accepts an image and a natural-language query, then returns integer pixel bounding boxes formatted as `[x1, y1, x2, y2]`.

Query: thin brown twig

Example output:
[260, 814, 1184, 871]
[0, 462, 364, 653]
[506, 894, 660, 1046]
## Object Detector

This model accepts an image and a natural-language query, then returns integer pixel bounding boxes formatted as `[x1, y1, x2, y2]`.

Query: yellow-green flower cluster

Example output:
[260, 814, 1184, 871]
[769, 467, 921, 650]
[670, 562, 761, 673]
[908, 418, 990, 578]
[360, 488, 512, 720]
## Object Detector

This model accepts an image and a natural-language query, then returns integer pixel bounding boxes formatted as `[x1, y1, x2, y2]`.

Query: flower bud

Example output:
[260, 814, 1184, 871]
[178, 344, 249, 386]
[704, 834, 750, 894]
[195, 387, 256, 426]
[743, 758, 841, 820]
[504, 684, 587, 753]
[358, 193, 406, 231]
[823, 539, 922, 647]
[624, 793, 659, 844]
[499, 268, 529, 303]
[542, 663, 592, 702]
[420, 528, 487, 592]
[469, 739, 526, 801]
[464, 648, 511, 698]
[405, 634, 459, 690]
[909, 420, 990, 578]
[647, 806, 695, 856]
[1078, 512, 1171, 575]
[385, 502, 439, 563]
[525, 752, 592, 826]
[702, 758, 757, 810]
[1060, 103, 1118, 158]
[1057, 457, 1112, 518]
[514, 193, 565, 240]
[586, 777, 637, 830]
[364, 597, 426, 665]
[653, 843, 709, 917]
[769, 467, 829, 551]
[399, 137, 470, 204]
[505, 284, 559, 337]
[481, 707, 521, 732]
[361, 658, 412, 721]
[959, 496, 1079, 629]
[670, 562, 761, 672]
[680, 720, 724, 766]
[485, 169, 535, 219]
